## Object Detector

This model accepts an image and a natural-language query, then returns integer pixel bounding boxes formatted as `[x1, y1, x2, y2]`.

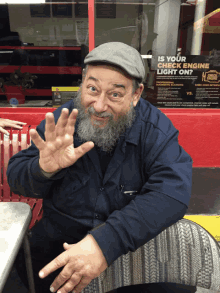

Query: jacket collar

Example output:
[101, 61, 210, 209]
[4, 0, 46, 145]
[120, 98, 143, 152]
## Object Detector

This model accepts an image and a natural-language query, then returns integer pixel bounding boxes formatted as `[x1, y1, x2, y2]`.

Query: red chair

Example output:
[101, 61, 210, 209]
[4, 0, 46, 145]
[0, 126, 43, 230]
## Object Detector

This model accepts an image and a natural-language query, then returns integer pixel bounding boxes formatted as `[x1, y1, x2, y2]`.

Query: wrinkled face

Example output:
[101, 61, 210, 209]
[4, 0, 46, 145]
[81, 64, 141, 127]
[74, 64, 143, 152]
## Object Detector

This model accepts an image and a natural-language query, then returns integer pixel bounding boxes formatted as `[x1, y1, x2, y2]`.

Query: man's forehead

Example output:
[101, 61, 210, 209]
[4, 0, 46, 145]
[84, 64, 132, 87]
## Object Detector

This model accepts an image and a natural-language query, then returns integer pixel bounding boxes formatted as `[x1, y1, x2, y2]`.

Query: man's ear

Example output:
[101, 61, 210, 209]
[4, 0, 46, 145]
[132, 84, 144, 107]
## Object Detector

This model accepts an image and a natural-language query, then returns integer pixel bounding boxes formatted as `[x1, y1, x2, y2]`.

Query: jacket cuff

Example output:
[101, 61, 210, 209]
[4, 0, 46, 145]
[30, 157, 65, 181]
[39, 165, 61, 178]
[88, 223, 125, 266]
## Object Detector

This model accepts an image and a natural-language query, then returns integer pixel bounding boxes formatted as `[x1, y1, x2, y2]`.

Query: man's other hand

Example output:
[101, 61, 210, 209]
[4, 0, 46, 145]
[39, 234, 108, 293]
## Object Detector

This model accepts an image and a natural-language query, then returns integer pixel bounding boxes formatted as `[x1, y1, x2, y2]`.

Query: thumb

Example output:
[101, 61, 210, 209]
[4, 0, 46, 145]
[63, 242, 75, 250]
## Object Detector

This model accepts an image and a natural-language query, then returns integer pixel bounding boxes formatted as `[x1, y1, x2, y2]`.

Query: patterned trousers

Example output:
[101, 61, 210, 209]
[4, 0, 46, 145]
[79, 219, 220, 293]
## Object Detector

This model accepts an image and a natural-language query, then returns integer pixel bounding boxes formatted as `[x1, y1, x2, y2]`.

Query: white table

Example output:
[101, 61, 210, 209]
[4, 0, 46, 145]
[0, 202, 35, 293]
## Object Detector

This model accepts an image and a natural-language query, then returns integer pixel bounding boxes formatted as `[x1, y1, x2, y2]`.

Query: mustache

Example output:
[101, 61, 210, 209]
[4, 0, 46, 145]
[87, 106, 113, 118]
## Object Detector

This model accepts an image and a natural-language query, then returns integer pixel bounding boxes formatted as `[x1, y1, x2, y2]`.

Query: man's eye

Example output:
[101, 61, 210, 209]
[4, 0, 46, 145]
[89, 86, 96, 92]
[112, 92, 120, 98]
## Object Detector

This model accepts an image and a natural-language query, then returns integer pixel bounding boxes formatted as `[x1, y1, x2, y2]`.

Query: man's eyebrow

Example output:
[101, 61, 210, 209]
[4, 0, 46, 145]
[113, 84, 125, 90]
[87, 76, 99, 82]
[87, 76, 126, 90]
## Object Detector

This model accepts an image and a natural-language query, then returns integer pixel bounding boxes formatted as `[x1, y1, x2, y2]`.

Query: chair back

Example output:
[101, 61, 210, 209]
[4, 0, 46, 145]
[0, 126, 43, 230]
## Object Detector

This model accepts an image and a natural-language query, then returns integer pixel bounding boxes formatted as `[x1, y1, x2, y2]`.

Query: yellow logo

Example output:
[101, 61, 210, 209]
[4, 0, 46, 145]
[202, 70, 220, 83]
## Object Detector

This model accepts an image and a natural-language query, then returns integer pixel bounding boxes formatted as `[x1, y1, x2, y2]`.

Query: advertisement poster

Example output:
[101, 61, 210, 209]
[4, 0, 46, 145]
[151, 54, 220, 108]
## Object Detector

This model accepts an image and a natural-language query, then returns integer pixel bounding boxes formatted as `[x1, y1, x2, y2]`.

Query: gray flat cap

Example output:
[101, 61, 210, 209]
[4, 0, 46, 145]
[84, 42, 145, 83]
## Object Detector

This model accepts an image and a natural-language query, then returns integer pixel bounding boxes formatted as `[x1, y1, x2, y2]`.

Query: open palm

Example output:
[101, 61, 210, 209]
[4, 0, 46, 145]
[29, 108, 94, 173]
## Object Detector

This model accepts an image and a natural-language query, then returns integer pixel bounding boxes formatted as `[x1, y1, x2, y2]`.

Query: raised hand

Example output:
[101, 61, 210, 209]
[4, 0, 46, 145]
[29, 108, 94, 173]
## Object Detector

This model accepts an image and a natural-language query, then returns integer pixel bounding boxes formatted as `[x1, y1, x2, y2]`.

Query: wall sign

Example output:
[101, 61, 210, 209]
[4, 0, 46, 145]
[153, 55, 220, 108]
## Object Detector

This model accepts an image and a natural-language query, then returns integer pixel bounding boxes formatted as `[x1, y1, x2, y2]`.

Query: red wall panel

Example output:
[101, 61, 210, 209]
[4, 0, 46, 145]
[0, 107, 219, 167]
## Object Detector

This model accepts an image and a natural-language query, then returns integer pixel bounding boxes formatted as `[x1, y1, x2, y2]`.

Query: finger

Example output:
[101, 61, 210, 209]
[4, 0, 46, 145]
[29, 129, 46, 151]
[0, 127, 9, 135]
[65, 108, 78, 136]
[8, 124, 23, 129]
[17, 121, 27, 125]
[63, 242, 69, 249]
[0, 121, 23, 129]
[63, 243, 75, 250]
[57, 275, 83, 293]
[50, 267, 79, 293]
[44, 112, 57, 143]
[74, 141, 94, 161]
[73, 276, 92, 293]
[56, 108, 71, 137]
[39, 251, 68, 279]
[4, 120, 27, 125]
[56, 108, 77, 138]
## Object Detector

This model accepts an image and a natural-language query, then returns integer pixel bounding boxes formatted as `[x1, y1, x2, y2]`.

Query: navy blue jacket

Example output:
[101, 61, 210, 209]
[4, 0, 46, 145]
[7, 98, 193, 266]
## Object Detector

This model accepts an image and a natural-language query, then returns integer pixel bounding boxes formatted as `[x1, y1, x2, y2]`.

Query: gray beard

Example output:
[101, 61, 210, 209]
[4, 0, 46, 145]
[74, 89, 136, 153]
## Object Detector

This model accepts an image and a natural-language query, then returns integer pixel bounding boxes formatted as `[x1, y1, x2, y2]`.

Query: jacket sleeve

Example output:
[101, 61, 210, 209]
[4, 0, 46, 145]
[89, 130, 193, 266]
[6, 107, 69, 199]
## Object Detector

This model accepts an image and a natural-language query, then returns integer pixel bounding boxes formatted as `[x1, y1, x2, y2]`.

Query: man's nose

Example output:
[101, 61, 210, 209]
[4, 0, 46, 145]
[93, 93, 108, 113]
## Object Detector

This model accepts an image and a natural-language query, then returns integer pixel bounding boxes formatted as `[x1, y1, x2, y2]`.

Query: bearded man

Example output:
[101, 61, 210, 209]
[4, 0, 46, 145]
[7, 42, 196, 293]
